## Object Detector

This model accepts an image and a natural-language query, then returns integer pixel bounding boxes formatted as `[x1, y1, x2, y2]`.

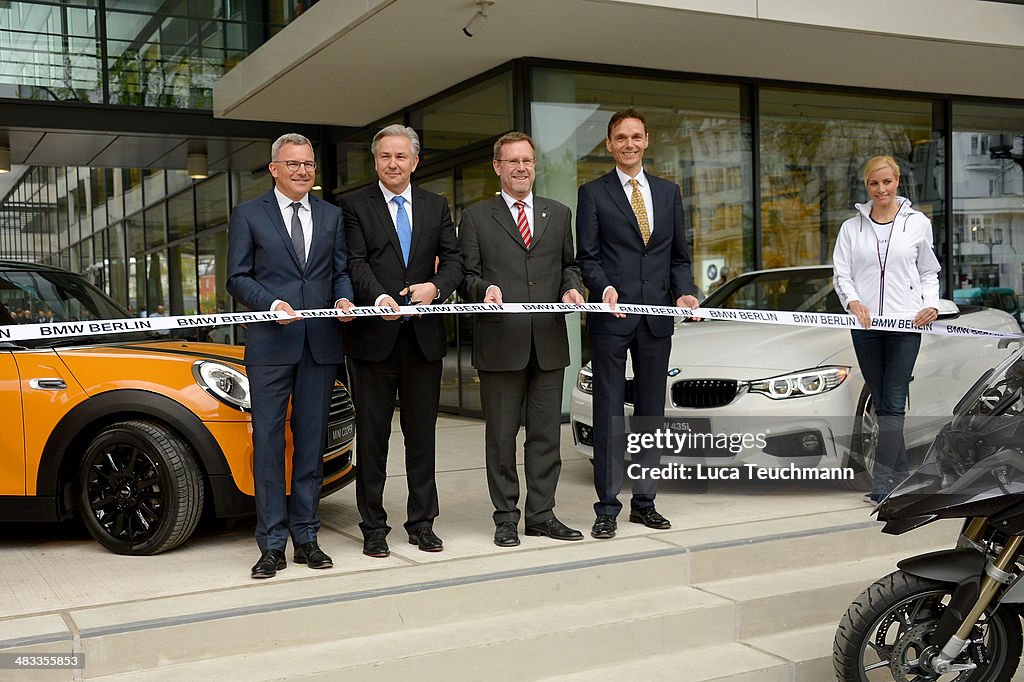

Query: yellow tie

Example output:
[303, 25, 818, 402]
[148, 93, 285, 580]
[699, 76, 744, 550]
[629, 178, 651, 245]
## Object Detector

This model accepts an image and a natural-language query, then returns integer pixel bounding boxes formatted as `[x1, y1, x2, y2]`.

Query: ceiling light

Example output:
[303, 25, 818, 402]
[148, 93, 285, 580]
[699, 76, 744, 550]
[187, 141, 208, 179]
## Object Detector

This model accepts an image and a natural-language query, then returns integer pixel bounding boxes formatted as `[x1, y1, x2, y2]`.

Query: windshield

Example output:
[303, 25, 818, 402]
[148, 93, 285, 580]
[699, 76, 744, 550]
[0, 268, 157, 348]
[886, 347, 1024, 504]
[702, 268, 845, 314]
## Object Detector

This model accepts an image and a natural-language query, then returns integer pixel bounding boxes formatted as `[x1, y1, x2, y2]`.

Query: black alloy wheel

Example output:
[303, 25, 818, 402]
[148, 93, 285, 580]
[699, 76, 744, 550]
[79, 420, 204, 555]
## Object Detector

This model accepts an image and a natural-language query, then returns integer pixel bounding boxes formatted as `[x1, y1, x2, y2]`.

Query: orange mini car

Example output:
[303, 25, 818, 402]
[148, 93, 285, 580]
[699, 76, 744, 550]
[0, 261, 354, 555]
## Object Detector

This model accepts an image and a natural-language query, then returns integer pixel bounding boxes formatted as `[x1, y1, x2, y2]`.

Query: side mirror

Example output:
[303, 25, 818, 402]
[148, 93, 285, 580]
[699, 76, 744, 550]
[936, 299, 960, 319]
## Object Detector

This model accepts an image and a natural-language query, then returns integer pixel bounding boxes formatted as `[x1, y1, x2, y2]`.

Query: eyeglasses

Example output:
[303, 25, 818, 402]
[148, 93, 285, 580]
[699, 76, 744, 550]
[275, 160, 317, 172]
[497, 158, 535, 167]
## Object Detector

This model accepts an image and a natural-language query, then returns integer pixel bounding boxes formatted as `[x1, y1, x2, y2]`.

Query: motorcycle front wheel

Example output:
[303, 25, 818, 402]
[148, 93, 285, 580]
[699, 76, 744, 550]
[834, 570, 1022, 681]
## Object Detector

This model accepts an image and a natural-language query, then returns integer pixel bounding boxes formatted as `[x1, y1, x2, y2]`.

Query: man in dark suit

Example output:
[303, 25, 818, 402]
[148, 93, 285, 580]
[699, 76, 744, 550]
[576, 108, 700, 539]
[226, 133, 354, 578]
[342, 125, 463, 558]
[459, 131, 585, 548]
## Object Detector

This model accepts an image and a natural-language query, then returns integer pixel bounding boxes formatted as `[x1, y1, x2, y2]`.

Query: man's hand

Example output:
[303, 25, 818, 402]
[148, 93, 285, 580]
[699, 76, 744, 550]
[335, 298, 355, 323]
[849, 300, 872, 328]
[562, 289, 585, 306]
[484, 285, 503, 306]
[379, 295, 402, 321]
[403, 282, 439, 306]
[912, 306, 938, 328]
[604, 287, 625, 319]
[273, 301, 300, 325]
[675, 294, 701, 322]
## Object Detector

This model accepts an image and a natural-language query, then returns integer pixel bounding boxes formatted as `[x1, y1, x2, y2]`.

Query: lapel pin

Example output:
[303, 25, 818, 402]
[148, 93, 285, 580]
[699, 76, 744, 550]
[541, 212, 547, 218]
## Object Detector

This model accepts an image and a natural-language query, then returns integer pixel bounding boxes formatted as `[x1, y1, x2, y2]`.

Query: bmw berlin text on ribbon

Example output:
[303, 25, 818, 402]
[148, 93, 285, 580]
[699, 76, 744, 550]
[1, 303, 1020, 343]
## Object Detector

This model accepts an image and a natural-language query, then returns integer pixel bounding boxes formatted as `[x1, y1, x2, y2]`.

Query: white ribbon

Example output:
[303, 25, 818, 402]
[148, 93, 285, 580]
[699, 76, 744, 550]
[1, 303, 1019, 343]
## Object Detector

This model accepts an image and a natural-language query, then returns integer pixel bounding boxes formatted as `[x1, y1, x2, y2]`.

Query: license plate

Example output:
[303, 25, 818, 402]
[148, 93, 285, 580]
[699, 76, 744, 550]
[326, 419, 355, 450]
[665, 417, 712, 435]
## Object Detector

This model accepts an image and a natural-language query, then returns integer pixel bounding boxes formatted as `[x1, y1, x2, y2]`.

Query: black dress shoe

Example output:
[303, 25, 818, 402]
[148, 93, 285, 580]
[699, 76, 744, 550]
[408, 527, 444, 552]
[629, 506, 671, 529]
[525, 517, 583, 541]
[251, 548, 286, 579]
[362, 529, 390, 558]
[494, 521, 520, 547]
[591, 515, 617, 539]
[294, 541, 333, 569]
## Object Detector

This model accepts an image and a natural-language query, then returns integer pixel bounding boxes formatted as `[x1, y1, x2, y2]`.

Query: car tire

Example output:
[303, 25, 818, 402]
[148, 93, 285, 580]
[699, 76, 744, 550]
[835, 387, 877, 492]
[79, 420, 204, 555]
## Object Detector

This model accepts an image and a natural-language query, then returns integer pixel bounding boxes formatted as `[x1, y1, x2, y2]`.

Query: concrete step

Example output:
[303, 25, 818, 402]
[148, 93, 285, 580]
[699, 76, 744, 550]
[664, 512, 958, 582]
[70, 537, 689, 677]
[92, 586, 736, 681]
[537, 643, 792, 682]
[745, 623, 837, 682]
[696, 551, 914, 638]
[14, 512, 959, 679]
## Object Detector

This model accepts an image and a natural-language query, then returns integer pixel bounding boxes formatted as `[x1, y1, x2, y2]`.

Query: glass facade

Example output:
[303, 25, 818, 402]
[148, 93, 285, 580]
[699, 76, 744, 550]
[759, 89, 940, 273]
[320, 60, 1024, 415]
[531, 68, 752, 294]
[951, 103, 1024, 311]
[0, 0, 309, 108]
[0, 160, 278, 343]
[2, 54, 1023, 413]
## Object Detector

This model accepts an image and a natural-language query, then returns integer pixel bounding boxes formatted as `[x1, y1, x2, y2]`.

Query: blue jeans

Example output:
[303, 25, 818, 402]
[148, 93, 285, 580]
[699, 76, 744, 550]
[851, 330, 921, 498]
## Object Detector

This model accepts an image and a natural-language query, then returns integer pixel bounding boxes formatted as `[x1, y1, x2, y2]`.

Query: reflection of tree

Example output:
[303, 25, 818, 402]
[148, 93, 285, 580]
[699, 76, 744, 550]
[760, 115, 920, 267]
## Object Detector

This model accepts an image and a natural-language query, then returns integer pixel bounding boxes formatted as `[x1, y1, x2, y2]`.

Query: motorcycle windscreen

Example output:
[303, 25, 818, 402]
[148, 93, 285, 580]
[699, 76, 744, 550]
[878, 346, 1024, 523]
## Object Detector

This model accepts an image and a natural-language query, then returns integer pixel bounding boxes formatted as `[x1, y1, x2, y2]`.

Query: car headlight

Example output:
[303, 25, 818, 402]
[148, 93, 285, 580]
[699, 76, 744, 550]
[747, 366, 849, 399]
[192, 361, 251, 411]
[577, 365, 593, 394]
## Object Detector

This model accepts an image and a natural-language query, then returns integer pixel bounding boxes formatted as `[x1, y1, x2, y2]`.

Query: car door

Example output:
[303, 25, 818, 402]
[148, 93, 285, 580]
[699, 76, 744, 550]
[15, 350, 88, 496]
[0, 352, 25, 495]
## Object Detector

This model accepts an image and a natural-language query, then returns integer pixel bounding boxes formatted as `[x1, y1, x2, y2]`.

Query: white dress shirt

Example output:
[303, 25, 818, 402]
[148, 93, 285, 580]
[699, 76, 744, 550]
[275, 187, 313, 258]
[615, 166, 654, 235]
[501, 190, 533, 239]
[376, 181, 415, 306]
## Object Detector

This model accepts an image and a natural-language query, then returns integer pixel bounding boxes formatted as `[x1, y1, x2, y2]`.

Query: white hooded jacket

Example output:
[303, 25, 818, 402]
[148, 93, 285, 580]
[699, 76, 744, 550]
[832, 197, 941, 317]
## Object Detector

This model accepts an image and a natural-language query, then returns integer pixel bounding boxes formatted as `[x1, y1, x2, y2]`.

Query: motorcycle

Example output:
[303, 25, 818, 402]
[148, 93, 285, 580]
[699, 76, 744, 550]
[834, 345, 1024, 681]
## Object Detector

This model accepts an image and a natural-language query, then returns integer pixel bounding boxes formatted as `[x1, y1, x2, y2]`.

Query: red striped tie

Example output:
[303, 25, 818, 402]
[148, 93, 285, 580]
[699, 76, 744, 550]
[515, 201, 531, 248]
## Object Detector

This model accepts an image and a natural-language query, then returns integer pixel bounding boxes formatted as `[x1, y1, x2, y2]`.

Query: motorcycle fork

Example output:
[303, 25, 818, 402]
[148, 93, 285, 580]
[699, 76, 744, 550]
[929, 533, 1022, 674]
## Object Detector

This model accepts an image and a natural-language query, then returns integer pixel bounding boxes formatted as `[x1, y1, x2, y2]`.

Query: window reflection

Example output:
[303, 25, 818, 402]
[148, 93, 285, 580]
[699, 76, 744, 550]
[759, 89, 938, 269]
[952, 103, 1024, 313]
[530, 68, 752, 294]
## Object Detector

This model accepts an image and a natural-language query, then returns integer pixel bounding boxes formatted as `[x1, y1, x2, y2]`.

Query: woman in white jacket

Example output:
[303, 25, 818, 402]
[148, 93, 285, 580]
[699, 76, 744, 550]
[832, 155, 940, 505]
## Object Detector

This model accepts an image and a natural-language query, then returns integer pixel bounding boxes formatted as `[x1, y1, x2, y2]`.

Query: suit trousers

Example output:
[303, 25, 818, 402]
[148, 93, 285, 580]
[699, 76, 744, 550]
[590, 323, 671, 518]
[247, 346, 336, 552]
[478, 348, 565, 526]
[349, 322, 442, 536]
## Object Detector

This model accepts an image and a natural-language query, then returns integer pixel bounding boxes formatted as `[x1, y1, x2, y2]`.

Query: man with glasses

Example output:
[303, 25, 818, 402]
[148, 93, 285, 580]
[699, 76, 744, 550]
[341, 125, 463, 558]
[227, 133, 354, 578]
[576, 108, 700, 539]
[459, 131, 585, 547]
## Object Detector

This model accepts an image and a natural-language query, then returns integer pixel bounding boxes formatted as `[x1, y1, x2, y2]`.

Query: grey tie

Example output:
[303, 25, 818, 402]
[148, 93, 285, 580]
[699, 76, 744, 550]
[290, 202, 306, 269]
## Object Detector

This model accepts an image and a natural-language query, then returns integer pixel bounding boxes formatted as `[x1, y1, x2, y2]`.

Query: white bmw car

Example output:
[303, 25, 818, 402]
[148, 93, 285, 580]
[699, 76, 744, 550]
[569, 266, 1021, 490]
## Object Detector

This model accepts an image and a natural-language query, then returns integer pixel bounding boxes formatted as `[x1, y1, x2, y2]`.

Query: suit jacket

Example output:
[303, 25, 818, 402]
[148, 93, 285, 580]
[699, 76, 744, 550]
[459, 195, 582, 372]
[225, 190, 353, 366]
[342, 184, 463, 362]
[576, 170, 698, 337]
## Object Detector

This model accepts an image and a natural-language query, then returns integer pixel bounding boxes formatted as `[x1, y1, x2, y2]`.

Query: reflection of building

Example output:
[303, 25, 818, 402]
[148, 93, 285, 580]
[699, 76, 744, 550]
[953, 132, 1024, 293]
[2, 1, 1024, 415]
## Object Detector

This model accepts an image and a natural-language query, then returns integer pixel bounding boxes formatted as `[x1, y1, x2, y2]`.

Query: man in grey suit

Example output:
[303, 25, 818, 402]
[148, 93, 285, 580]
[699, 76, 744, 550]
[459, 131, 586, 547]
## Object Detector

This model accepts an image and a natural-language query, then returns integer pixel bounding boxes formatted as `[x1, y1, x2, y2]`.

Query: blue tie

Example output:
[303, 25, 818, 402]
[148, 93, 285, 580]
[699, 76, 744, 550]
[393, 195, 412, 266]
